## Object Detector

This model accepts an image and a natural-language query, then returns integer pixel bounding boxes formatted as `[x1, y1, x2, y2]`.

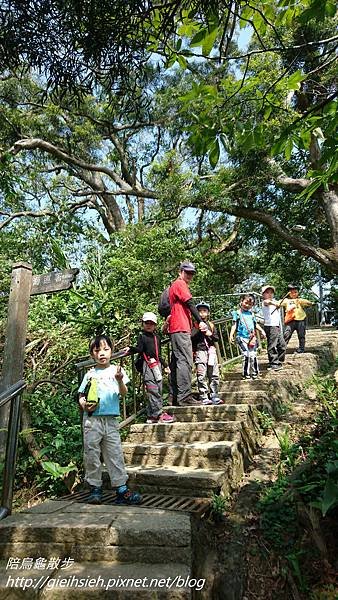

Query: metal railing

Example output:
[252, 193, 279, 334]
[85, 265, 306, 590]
[213, 316, 241, 365]
[193, 291, 263, 320]
[0, 380, 26, 520]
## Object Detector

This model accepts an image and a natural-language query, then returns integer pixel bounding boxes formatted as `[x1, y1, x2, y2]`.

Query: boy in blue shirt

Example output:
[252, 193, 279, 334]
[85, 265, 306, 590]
[78, 334, 142, 505]
[229, 295, 266, 379]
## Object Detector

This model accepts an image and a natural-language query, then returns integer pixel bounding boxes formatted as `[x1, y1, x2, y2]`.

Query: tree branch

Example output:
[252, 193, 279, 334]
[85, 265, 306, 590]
[3, 138, 155, 199]
[268, 159, 311, 191]
[191, 193, 338, 272]
[210, 217, 241, 254]
[0, 208, 55, 230]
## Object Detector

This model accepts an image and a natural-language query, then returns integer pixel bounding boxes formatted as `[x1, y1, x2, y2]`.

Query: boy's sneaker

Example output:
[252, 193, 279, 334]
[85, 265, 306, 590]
[115, 486, 142, 505]
[202, 398, 213, 405]
[242, 375, 251, 380]
[251, 374, 259, 380]
[211, 397, 224, 405]
[271, 365, 283, 371]
[87, 486, 102, 504]
[295, 348, 305, 354]
[158, 412, 175, 423]
[146, 416, 159, 424]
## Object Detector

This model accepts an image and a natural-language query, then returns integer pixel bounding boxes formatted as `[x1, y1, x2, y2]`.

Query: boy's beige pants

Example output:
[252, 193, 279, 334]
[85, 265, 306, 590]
[83, 415, 127, 488]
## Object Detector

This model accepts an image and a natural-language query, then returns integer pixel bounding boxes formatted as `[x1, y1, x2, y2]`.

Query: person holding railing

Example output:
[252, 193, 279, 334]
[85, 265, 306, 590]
[126, 312, 174, 424]
[78, 334, 142, 505]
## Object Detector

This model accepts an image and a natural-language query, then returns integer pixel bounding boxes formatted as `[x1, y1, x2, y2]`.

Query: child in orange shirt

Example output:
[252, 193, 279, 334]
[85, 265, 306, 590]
[281, 284, 314, 353]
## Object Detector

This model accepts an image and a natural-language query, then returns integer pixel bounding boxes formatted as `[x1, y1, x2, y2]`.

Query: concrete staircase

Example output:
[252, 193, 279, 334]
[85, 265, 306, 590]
[124, 328, 338, 498]
[0, 328, 337, 598]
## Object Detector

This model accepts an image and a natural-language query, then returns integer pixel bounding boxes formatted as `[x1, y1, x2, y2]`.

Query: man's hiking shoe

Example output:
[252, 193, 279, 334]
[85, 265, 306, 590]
[87, 486, 102, 504]
[271, 365, 283, 371]
[295, 348, 305, 354]
[115, 487, 142, 505]
[178, 396, 203, 406]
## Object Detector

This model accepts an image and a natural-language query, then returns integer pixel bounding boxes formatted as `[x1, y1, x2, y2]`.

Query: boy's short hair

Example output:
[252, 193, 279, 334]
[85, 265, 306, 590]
[240, 293, 255, 304]
[89, 335, 113, 354]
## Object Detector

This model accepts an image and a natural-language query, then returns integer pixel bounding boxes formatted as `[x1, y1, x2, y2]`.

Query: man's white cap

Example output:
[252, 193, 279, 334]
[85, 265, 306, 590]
[261, 285, 275, 294]
[142, 312, 157, 323]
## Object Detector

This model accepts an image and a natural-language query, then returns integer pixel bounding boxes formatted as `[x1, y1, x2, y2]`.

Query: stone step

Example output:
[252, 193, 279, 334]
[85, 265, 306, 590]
[126, 465, 225, 497]
[221, 376, 270, 389]
[0, 505, 191, 565]
[220, 378, 290, 391]
[0, 561, 192, 599]
[123, 439, 239, 469]
[127, 421, 242, 443]
[218, 390, 270, 405]
[166, 404, 252, 423]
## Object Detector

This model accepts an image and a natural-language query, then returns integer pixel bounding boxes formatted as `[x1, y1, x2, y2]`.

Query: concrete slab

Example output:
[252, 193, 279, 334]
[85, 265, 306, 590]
[0, 542, 191, 565]
[167, 405, 250, 423]
[127, 421, 242, 444]
[126, 466, 225, 497]
[18, 501, 74, 515]
[107, 511, 191, 547]
[0, 513, 116, 544]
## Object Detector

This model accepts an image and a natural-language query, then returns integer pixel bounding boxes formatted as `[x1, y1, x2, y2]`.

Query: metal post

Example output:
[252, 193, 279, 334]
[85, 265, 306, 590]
[0, 263, 32, 456]
[0, 390, 23, 518]
[318, 264, 325, 325]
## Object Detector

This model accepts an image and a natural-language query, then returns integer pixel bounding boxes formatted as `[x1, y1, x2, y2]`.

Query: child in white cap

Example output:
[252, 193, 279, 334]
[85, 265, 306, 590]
[261, 285, 286, 370]
[128, 312, 174, 423]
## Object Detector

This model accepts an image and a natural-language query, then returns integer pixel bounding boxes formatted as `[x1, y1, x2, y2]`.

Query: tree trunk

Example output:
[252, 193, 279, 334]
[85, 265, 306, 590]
[138, 197, 145, 222]
[322, 186, 338, 254]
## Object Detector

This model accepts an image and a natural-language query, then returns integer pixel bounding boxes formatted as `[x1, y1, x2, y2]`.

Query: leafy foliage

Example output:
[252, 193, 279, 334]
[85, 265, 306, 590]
[258, 371, 338, 595]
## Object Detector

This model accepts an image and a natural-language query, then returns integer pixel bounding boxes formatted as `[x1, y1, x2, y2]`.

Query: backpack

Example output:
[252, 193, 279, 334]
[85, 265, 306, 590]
[83, 376, 99, 407]
[158, 285, 171, 318]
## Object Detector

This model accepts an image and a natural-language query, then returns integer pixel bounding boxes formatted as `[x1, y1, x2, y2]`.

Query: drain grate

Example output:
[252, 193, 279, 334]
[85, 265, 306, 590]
[57, 490, 210, 516]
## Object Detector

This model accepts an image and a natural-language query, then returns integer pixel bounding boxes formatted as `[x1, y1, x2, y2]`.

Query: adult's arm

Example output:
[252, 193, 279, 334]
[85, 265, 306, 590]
[185, 299, 202, 323]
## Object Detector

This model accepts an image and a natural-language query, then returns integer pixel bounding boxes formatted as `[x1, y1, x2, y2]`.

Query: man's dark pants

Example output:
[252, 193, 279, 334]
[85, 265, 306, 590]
[170, 332, 193, 405]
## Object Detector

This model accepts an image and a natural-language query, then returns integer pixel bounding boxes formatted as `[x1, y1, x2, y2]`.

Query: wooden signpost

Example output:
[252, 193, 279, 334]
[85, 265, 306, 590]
[0, 262, 79, 454]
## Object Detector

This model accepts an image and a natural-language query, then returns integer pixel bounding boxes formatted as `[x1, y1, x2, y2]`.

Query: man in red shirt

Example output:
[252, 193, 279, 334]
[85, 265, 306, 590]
[169, 261, 206, 406]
